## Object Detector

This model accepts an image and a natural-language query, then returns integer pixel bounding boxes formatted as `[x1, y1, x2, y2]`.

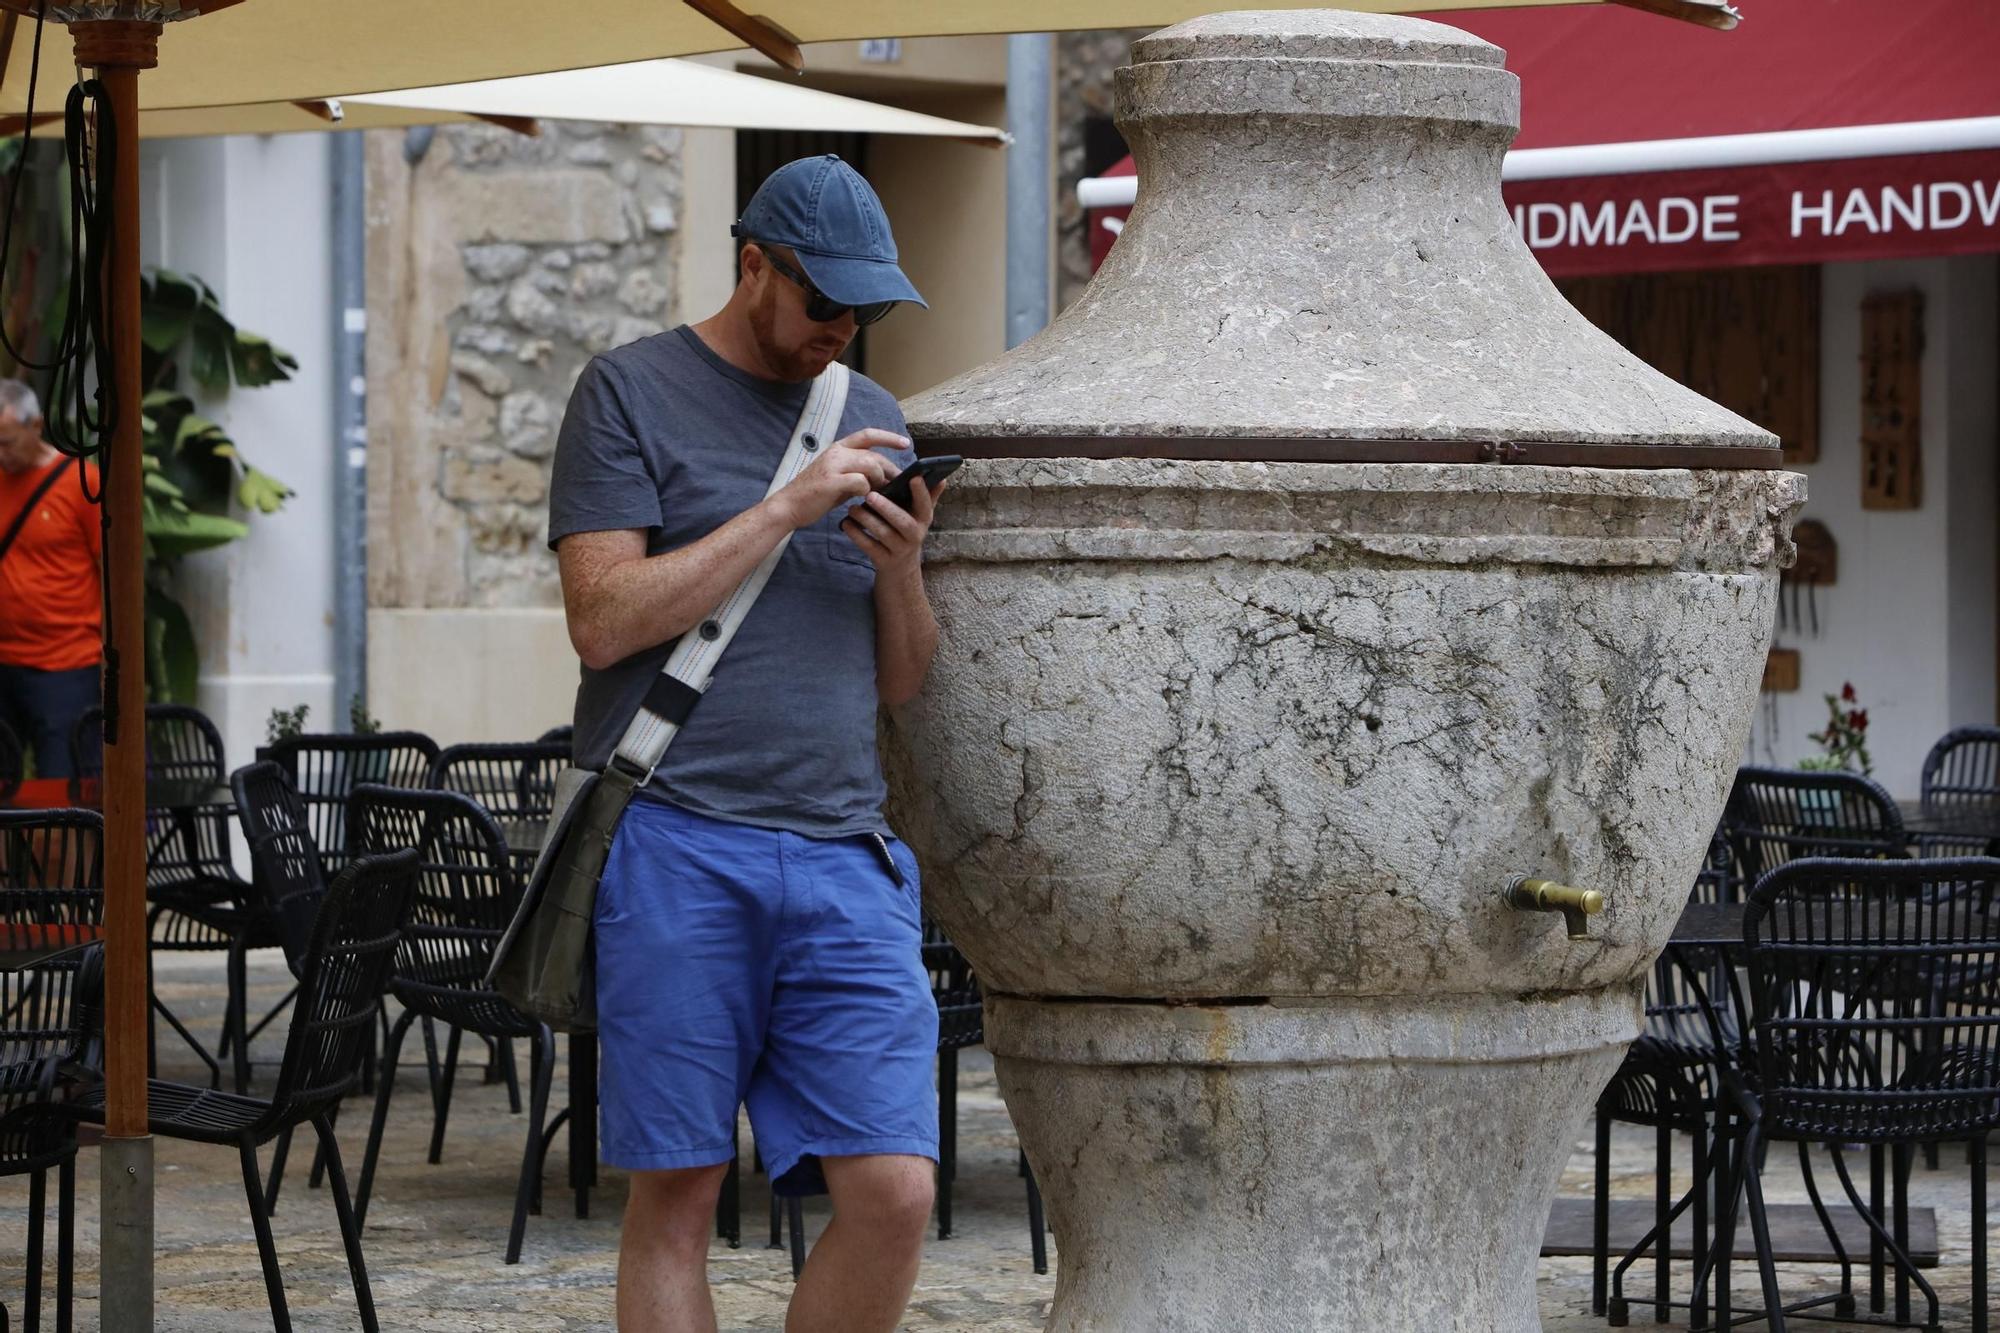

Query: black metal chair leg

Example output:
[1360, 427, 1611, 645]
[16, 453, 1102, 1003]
[227, 941, 251, 1094]
[429, 1024, 463, 1165]
[264, 1125, 293, 1214]
[149, 992, 221, 1091]
[500, 1036, 522, 1114]
[1797, 1142, 1855, 1316]
[307, 1101, 337, 1190]
[1893, 1142, 1913, 1325]
[787, 1196, 806, 1279]
[717, 1141, 741, 1249]
[1740, 1127, 1787, 1332]
[1691, 1124, 1711, 1331]
[239, 1137, 292, 1332]
[1591, 1109, 1610, 1315]
[1653, 1121, 1671, 1322]
[769, 1192, 783, 1249]
[1025, 1154, 1047, 1276]
[506, 1027, 556, 1265]
[24, 1168, 43, 1333]
[357, 1009, 416, 1226]
[1870, 1143, 1887, 1313]
[313, 1116, 380, 1333]
[1830, 1143, 1943, 1329]
[54, 1158, 72, 1333]
[937, 1047, 957, 1240]
[1971, 1135, 1988, 1333]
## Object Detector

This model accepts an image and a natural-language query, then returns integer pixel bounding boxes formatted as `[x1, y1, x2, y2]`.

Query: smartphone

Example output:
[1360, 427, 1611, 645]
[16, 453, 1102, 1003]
[874, 455, 962, 511]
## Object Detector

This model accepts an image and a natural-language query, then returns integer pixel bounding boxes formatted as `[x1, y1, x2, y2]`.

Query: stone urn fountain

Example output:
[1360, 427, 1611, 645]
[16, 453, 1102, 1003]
[887, 10, 1803, 1331]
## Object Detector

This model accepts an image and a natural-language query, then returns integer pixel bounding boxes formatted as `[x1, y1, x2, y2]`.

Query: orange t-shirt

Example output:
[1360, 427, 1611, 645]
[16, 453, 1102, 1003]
[0, 455, 103, 672]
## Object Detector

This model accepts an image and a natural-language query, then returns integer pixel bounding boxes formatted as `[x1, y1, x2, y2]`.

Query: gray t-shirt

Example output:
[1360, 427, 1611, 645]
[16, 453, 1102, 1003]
[547, 326, 913, 838]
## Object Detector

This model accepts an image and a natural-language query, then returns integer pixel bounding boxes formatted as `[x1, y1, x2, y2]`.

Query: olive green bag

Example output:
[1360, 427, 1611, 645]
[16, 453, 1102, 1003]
[487, 363, 851, 1032]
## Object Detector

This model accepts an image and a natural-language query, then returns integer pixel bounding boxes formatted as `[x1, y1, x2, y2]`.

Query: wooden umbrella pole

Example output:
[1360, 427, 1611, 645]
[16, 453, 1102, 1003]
[72, 20, 159, 1333]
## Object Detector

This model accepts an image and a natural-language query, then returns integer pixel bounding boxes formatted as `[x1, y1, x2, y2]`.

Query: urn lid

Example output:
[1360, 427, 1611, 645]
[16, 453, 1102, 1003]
[903, 9, 1779, 469]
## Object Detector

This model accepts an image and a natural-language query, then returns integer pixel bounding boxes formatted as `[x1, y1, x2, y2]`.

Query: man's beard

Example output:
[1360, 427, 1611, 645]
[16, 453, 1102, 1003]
[749, 283, 846, 382]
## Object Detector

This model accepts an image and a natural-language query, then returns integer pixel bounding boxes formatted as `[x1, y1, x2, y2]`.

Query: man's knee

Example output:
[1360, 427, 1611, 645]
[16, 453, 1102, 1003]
[825, 1155, 934, 1241]
[624, 1163, 730, 1249]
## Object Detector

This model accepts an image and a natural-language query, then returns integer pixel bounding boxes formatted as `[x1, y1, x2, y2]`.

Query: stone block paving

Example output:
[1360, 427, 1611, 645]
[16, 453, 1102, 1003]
[0, 954, 1989, 1329]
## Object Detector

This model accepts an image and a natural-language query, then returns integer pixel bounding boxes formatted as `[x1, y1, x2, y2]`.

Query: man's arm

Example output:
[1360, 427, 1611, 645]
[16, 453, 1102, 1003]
[560, 430, 907, 670]
[839, 477, 944, 707]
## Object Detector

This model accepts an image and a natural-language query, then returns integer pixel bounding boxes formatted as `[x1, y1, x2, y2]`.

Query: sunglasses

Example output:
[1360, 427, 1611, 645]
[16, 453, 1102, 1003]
[758, 248, 896, 328]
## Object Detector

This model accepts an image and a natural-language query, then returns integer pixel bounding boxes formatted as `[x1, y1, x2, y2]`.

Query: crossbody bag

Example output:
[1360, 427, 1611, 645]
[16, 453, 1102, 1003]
[490, 361, 851, 1032]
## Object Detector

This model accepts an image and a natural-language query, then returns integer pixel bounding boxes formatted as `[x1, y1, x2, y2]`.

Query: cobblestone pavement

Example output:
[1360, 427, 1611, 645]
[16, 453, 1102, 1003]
[0, 953, 1989, 1329]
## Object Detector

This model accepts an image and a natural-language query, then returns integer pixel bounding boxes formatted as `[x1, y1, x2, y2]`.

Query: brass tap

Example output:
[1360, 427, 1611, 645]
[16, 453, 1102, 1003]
[1504, 876, 1605, 941]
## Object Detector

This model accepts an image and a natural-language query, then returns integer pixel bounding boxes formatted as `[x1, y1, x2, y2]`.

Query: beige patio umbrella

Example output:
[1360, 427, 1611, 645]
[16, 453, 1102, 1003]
[0, 0, 1738, 1328]
[1, 56, 1012, 140]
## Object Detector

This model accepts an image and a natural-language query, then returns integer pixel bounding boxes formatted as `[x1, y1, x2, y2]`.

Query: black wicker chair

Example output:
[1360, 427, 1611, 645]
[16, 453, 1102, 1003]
[0, 720, 21, 803]
[426, 741, 566, 866]
[1708, 856, 2000, 1333]
[535, 724, 573, 748]
[348, 784, 557, 1264]
[425, 744, 566, 1118]
[70, 704, 261, 1091]
[0, 809, 103, 1333]
[1915, 727, 2000, 856]
[1919, 727, 2000, 810]
[231, 759, 353, 1210]
[259, 732, 441, 877]
[1723, 766, 1907, 882]
[68, 846, 420, 1333]
[1593, 830, 1740, 1325]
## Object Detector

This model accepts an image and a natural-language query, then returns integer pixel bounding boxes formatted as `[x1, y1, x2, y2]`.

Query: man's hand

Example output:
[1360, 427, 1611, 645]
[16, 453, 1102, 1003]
[773, 428, 907, 530]
[840, 475, 946, 579]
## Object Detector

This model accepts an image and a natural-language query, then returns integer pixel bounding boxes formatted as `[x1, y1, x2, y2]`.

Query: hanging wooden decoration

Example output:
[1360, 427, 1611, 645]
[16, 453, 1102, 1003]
[1777, 518, 1837, 636]
[1859, 290, 1923, 510]
[1762, 647, 1802, 693]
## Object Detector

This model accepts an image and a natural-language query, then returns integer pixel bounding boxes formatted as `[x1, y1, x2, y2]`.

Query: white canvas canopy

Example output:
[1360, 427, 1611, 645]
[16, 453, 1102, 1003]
[42, 57, 1008, 141]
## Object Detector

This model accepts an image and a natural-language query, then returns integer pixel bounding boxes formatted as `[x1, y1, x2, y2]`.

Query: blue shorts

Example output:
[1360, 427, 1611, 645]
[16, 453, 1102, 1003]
[594, 797, 939, 1194]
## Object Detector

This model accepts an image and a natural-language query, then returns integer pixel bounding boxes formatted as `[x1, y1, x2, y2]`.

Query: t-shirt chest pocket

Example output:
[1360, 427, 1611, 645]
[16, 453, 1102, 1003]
[818, 501, 877, 584]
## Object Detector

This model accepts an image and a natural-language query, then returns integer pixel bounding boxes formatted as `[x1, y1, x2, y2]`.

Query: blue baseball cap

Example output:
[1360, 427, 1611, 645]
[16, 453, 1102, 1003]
[731, 155, 927, 311]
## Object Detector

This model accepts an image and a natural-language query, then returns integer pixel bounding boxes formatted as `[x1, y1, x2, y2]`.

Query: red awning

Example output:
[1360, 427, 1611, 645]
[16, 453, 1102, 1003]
[1083, 0, 2000, 276]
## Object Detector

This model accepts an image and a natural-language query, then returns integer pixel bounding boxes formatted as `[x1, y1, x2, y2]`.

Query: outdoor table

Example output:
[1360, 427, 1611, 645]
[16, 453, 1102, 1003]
[492, 815, 594, 1218]
[1897, 799, 2000, 851]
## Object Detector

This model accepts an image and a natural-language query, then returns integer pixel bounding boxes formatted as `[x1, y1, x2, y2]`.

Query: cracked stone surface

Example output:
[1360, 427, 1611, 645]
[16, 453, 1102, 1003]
[886, 460, 1803, 1002]
[890, 10, 1802, 1329]
[902, 13, 1779, 451]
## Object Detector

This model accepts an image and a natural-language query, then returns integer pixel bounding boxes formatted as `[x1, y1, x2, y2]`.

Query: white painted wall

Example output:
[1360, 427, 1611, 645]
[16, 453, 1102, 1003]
[139, 134, 337, 770]
[1749, 254, 1998, 797]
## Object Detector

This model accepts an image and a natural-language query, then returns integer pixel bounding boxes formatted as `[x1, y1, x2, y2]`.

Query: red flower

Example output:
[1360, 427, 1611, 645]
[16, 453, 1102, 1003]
[1841, 683, 1857, 702]
[1851, 710, 1869, 731]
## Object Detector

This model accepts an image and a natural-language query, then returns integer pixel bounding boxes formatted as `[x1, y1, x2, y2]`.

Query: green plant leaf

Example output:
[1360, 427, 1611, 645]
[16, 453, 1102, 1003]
[237, 465, 294, 514]
[145, 585, 202, 704]
[140, 268, 202, 355]
[229, 332, 298, 388]
[147, 507, 247, 557]
[171, 409, 226, 456]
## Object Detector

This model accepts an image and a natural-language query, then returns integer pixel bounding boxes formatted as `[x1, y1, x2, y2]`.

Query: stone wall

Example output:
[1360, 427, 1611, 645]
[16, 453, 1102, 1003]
[365, 120, 684, 611]
[1056, 30, 1142, 313]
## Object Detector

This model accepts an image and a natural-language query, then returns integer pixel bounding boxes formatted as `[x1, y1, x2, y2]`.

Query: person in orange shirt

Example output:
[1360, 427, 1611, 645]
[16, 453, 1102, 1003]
[0, 380, 101, 779]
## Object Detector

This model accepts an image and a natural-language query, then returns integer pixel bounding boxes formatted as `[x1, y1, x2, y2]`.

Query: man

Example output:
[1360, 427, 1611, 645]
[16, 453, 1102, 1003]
[0, 380, 101, 779]
[549, 155, 945, 1332]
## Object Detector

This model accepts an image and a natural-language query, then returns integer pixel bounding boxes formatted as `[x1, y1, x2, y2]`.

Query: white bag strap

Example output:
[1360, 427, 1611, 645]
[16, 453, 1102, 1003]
[610, 360, 851, 781]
